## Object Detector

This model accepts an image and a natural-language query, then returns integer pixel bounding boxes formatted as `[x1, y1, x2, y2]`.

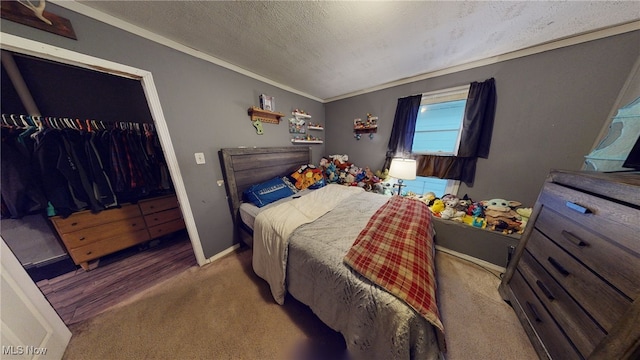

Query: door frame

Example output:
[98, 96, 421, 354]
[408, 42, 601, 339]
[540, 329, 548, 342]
[0, 32, 206, 266]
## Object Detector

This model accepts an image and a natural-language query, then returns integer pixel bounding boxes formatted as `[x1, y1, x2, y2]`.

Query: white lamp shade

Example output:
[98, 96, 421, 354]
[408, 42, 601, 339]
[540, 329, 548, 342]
[389, 158, 417, 180]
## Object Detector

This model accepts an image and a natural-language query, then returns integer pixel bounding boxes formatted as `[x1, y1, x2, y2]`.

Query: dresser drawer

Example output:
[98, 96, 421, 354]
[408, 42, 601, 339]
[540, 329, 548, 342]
[519, 250, 605, 357]
[509, 270, 581, 360]
[51, 204, 141, 233]
[527, 229, 630, 331]
[538, 182, 640, 255]
[59, 216, 146, 248]
[143, 208, 182, 228]
[147, 218, 185, 238]
[68, 229, 150, 264]
[535, 206, 640, 299]
[138, 195, 179, 215]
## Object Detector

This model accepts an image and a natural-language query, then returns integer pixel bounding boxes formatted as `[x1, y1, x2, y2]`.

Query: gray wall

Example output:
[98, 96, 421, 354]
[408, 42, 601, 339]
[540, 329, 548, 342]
[1, 4, 325, 258]
[2, 4, 637, 262]
[325, 31, 640, 207]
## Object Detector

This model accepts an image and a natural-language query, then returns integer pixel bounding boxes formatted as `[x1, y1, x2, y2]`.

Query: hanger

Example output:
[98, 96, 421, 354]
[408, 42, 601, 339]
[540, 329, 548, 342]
[19, 115, 32, 128]
[50, 117, 60, 129]
[1, 114, 11, 126]
[61, 117, 74, 129]
[31, 115, 43, 130]
[9, 114, 21, 127]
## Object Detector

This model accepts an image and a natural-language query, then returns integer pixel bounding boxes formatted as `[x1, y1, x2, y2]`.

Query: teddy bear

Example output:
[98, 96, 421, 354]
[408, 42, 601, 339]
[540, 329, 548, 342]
[516, 207, 532, 232]
[429, 199, 445, 216]
[291, 164, 323, 190]
[324, 162, 339, 183]
[375, 168, 390, 182]
[440, 198, 466, 221]
[344, 165, 359, 184]
[456, 194, 473, 213]
[421, 192, 437, 206]
[481, 198, 523, 234]
[329, 154, 351, 170]
[467, 202, 484, 217]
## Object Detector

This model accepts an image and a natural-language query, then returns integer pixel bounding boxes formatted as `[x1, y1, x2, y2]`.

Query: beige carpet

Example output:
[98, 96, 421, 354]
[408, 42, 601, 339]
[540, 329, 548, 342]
[63, 248, 537, 360]
[436, 251, 537, 360]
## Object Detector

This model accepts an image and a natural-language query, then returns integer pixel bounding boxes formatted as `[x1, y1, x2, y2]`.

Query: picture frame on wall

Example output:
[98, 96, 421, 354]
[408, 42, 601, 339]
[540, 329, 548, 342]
[260, 94, 274, 111]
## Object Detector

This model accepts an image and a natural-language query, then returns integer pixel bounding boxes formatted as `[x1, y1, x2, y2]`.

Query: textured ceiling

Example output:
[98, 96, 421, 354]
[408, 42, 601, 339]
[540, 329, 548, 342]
[75, 1, 640, 101]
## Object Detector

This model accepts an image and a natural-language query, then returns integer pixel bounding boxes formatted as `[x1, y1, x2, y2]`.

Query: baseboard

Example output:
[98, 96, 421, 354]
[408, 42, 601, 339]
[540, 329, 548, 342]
[435, 245, 506, 274]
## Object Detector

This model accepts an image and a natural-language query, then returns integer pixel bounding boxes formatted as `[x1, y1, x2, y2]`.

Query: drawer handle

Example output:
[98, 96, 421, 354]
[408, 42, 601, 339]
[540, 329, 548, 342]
[548, 257, 570, 277]
[536, 280, 555, 300]
[71, 222, 78, 226]
[79, 237, 86, 241]
[565, 201, 591, 214]
[131, 223, 138, 227]
[86, 251, 92, 255]
[561, 230, 589, 247]
[154, 217, 159, 221]
[526, 301, 542, 322]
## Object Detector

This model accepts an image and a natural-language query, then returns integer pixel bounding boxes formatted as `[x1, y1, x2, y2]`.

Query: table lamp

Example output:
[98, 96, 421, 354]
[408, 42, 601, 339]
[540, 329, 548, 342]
[388, 158, 416, 195]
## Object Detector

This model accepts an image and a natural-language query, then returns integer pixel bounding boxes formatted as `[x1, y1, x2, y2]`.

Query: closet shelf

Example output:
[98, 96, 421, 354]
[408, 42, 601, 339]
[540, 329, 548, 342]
[308, 126, 324, 130]
[248, 107, 285, 124]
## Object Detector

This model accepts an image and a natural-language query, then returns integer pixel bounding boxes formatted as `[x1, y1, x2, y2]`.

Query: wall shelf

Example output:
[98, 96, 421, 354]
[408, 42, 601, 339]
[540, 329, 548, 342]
[248, 106, 285, 124]
[290, 110, 322, 144]
[291, 139, 323, 144]
[292, 111, 312, 119]
[354, 126, 377, 134]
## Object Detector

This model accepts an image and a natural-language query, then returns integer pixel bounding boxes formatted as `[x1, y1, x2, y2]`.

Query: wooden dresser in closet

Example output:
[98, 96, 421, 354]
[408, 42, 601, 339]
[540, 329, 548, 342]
[498, 170, 640, 360]
[138, 194, 185, 239]
[50, 194, 185, 270]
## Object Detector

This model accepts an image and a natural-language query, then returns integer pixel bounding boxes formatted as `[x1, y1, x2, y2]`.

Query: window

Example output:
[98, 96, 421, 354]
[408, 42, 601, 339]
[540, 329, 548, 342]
[402, 85, 469, 197]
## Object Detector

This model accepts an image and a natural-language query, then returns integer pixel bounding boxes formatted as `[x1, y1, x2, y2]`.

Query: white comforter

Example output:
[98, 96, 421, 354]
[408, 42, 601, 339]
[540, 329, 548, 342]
[252, 184, 364, 304]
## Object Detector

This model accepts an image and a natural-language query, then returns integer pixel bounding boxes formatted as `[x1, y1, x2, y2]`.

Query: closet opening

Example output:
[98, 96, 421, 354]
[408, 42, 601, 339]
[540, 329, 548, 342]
[0, 38, 202, 325]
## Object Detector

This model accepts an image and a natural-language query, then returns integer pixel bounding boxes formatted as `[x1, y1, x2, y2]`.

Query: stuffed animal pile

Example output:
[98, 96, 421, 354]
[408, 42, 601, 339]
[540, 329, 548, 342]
[421, 193, 531, 234]
[315, 155, 531, 234]
[319, 154, 388, 194]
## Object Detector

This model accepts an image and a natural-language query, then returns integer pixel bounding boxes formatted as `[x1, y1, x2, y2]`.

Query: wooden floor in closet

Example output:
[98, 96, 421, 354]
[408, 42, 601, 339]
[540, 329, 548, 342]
[36, 231, 197, 325]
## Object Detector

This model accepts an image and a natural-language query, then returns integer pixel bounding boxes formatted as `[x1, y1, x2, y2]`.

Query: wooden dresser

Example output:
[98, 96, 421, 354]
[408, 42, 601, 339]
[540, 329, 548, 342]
[499, 170, 640, 360]
[50, 194, 185, 270]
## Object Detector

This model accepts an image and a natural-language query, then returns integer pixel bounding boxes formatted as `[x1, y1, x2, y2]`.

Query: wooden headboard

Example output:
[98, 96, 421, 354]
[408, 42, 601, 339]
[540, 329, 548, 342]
[218, 146, 312, 227]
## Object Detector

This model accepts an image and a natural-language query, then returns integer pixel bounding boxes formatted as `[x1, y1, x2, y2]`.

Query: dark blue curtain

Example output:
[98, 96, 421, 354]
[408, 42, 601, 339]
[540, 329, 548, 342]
[457, 78, 496, 158]
[383, 95, 422, 169]
[415, 78, 496, 186]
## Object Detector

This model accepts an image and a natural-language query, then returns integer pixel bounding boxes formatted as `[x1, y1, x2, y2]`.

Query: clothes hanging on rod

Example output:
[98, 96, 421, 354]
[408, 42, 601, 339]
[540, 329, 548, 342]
[1, 120, 49, 218]
[1, 114, 171, 219]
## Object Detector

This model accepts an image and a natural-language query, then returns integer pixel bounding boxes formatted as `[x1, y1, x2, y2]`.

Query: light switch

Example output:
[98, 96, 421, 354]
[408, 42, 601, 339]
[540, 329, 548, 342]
[194, 152, 206, 164]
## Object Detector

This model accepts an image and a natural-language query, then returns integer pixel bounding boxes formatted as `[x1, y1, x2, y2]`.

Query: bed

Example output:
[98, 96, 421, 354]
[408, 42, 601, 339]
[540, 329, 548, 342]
[219, 146, 445, 360]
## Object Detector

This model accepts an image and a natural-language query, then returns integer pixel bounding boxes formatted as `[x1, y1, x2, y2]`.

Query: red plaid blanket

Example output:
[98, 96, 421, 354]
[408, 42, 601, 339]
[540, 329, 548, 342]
[344, 196, 444, 340]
